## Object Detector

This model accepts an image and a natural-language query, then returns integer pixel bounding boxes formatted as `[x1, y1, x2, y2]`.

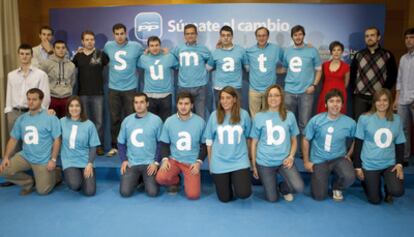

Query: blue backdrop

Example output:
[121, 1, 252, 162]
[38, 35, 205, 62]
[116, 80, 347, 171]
[50, 3, 385, 151]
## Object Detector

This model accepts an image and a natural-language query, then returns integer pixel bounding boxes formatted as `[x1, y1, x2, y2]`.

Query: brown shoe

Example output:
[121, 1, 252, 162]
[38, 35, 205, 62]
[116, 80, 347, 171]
[19, 188, 33, 196]
[96, 147, 104, 156]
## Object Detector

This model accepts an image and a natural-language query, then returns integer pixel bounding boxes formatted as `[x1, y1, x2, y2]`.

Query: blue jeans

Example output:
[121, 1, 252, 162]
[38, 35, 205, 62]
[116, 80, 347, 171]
[119, 164, 159, 197]
[177, 85, 207, 120]
[63, 167, 96, 196]
[80, 95, 104, 146]
[397, 103, 414, 161]
[311, 157, 355, 201]
[256, 163, 304, 202]
[285, 92, 314, 135]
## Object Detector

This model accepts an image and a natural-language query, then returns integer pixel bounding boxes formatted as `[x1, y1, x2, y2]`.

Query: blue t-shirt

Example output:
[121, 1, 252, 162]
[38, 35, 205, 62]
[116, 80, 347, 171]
[207, 45, 248, 89]
[11, 110, 61, 164]
[246, 43, 284, 92]
[117, 112, 163, 166]
[355, 113, 406, 170]
[250, 111, 299, 166]
[104, 40, 143, 91]
[305, 113, 356, 164]
[283, 45, 321, 94]
[137, 53, 178, 93]
[172, 43, 211, 88]
[204, 109, 251, 174]
[160, 113, 206, 164]
[60, 117, 101, 170]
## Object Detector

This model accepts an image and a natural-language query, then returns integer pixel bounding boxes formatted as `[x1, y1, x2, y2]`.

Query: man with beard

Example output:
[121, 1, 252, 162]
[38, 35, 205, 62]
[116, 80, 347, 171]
[350, 27, 397, 120]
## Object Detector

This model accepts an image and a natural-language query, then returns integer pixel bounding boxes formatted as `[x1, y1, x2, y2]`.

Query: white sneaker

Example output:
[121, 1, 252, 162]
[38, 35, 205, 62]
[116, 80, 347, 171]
[283, 193, 294, 202]
[333, 190, 343, 201]
[106, 148, 118, 157]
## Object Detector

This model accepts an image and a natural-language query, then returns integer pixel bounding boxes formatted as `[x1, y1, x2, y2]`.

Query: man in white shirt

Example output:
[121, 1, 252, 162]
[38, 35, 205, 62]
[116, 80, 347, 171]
[2, 44, 50, 187]
[5, 43, 50, 133]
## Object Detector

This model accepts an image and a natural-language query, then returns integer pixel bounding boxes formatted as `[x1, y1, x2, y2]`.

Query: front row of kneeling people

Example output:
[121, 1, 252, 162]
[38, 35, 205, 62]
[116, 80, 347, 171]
[0, 86, 405, 205]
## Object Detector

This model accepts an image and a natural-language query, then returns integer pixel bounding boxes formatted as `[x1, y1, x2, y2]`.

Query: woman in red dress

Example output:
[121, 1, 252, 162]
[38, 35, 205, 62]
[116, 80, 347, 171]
[317, 41, 350, 114]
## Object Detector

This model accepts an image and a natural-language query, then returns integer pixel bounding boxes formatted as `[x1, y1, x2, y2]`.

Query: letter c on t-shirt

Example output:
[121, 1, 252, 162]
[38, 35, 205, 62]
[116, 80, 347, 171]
[131, 128, 144, 147]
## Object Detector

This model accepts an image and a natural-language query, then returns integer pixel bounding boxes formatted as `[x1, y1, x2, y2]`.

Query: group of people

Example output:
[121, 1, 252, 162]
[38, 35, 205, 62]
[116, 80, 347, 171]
[1, 22, 413, 205]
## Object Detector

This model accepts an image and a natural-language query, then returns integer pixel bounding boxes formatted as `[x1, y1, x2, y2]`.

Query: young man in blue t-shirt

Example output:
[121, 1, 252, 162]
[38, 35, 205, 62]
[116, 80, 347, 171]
[172, 24, 211, 120]
[283, 25, 322, 137]
[137, 36, 178, 122]
[104, 23, 144, 156]
[207, 26, 248, 102]
[156, 91, 206, 199]
[303, 89, 356, 201]
[117, 92, 162, 197]
[0, 88, 61, 196]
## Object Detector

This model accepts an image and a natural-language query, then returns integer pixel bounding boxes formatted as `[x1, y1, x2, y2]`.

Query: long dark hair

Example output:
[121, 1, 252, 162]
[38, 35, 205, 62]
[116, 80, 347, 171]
[369, 88, 394, 121]
[217, 86, 241, 125]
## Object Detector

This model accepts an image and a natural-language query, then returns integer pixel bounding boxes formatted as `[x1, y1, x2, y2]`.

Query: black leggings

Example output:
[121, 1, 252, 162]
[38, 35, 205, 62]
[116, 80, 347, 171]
[362, 166, 404, 204]
[212, 168, 252, 203]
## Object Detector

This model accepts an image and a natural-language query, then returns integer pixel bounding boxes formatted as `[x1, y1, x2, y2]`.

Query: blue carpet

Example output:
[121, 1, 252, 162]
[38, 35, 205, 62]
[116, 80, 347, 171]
[1, 169, 414, 237]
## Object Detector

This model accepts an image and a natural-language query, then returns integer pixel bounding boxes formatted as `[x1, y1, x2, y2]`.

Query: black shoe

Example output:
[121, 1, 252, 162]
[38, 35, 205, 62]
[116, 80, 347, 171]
[403, 160, 409, 167]
[384, 194, 393, 204]
[0, 182, 15, 187]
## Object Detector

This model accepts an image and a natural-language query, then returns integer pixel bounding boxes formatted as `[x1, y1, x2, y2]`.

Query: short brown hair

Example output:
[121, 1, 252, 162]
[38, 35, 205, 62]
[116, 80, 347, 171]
[81, 30, 95, 40]
[26, 88, 44, 100]
[291, 25, 305, 37]
[39, 25, 54, 35]
[176, 91, 194, 104]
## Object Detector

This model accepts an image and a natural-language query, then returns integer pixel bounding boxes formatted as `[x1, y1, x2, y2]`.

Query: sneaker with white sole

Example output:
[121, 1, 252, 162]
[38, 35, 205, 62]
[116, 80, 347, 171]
[106, 148, 118, 157]
[283, 193, 294, 202]
[333, 190, 343, 201]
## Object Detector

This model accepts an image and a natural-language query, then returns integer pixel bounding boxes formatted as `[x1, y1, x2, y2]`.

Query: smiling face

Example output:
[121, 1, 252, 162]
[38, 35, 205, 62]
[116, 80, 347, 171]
[326, 96, 343, 117]
[292, 30, 304, 46]
[375, 94, 390, 113]
[267, 87, 282, 110]
[148, 40, 161, 55]
[68, 99, 82, 119]
[220, 91, 236, 112]
[256, 28, 269, 47]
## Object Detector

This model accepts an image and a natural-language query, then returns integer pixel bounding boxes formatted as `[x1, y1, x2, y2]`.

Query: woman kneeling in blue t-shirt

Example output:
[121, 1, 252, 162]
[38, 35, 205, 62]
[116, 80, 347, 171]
[60, 96, 100, 196]
[354, 89, 406, 204]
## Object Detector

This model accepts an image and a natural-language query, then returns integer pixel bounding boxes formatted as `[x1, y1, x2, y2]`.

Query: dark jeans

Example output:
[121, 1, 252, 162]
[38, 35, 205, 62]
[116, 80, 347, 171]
[177, 85, 207, 120]
[353, 94, 372, 121]
[119, 164, 159, 197]
[211, 168, 251, 203]
[362, 166, 404, 204]
[109, 89, 135, 147]
[311, 157, 355, 200]
[257, 163, 304, 202]
[80, 95, 104, 145]
[148, 94, 172, 122]
[63, 167, 96, 196]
